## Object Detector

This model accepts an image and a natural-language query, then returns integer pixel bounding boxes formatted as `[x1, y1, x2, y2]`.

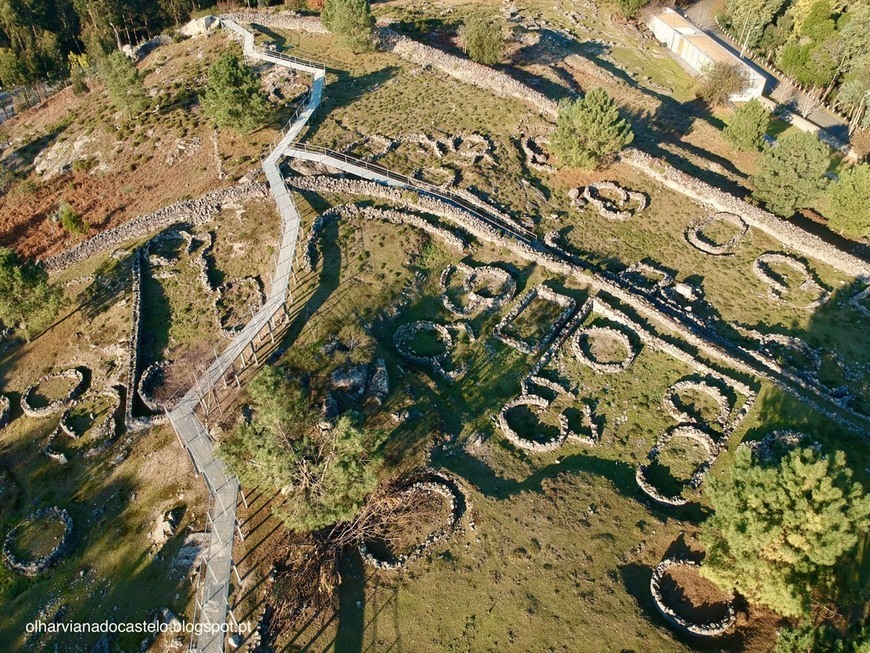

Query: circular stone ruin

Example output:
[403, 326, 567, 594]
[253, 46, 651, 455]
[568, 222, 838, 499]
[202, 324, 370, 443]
[3, 507, 73, 576]
[393, 321, 466, 382]
[360, 473, 466, 571]
[138, 361, 174, 413]
[498, 394, 569, 452]
[569, 182, 648, 221]
[663, 378, 733, 429]
[440, 263, 517, 317]
[20, 368, 88, 418]
[650, 558, 736, 637]
[740, 430, 815, 464]
[636, 425, 718, 506]
[685, 212, 748, 256]
[752, 252, 829, 309]
[571, 325, 639, 374]
[47, 388, 122, 461]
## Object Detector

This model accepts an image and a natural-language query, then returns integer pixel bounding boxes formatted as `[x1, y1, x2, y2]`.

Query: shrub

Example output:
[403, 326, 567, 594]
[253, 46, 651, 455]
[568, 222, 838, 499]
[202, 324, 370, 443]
[550, 88, 634, 169]
[695, 61, 751, 106]
[57, 202, 87, 235]
[461, 17, 505, 65]
[615, 0, 650, 18]
[99, 52, 149, 117]
[723, 99, 770, 150]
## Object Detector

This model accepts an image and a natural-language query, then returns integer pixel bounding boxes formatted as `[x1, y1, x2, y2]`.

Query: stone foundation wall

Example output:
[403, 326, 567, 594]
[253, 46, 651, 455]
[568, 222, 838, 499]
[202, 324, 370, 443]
[3, 507, 74, 576]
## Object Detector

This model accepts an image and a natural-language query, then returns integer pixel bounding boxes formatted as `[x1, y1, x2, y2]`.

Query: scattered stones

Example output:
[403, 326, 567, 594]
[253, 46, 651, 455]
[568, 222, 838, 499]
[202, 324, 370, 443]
[740, 429, 816, 464]
[48, 387, 122, 460]
[0, 394, 10, 430]
[752, 252, 830, 308]
[849, 284, 870, 318]
[20, 368, 88, 418]
[520, 136, 555, 173]
[3, 507, 74, 576]
[650, 558, 736, 637]
[685, 212, 749, 256]
[367, 359, 389, 404]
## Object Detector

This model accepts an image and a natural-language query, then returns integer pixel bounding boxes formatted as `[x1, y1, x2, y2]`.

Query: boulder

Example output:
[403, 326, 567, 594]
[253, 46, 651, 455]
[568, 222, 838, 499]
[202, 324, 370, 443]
[179, 15, 219, 38]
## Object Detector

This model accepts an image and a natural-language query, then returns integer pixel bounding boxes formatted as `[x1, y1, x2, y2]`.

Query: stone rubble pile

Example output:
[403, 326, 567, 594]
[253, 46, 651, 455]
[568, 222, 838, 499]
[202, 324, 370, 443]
[0, 394, 9, 430]
[569, 182, 648, 221]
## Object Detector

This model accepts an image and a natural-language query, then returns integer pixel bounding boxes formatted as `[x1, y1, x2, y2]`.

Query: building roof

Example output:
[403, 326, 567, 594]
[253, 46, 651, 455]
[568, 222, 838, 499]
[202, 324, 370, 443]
[651, 8, 761, 73]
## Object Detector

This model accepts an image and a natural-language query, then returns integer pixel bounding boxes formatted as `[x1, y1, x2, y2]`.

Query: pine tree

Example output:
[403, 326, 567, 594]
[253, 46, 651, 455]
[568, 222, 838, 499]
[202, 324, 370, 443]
[99, 51, 148, 117]
[751, 131, 830, 216]
[825, 163, 870, 239]
[700, 446, 870, 619]
[201, 52, 268, 134]
[322, 0, 375, 53]
[461, 17, 504, 65]
[550, 88, 634, 170]
[0, 248, 62, 342]
[723, 99, 771, 150]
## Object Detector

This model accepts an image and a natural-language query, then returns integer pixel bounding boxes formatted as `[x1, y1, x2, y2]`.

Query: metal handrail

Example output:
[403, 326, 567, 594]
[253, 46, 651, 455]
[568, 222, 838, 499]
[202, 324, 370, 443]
[282, 141, 537, 242]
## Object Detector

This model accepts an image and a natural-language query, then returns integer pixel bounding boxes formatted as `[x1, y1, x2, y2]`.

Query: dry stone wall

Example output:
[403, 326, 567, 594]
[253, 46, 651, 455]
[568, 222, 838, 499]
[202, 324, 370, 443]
[42, 183, 269, 274]
[650, 558, 736, 637]
[622, 149, 870, 279]
[3, 507, 74, 576]
[20, 368, 88, 418]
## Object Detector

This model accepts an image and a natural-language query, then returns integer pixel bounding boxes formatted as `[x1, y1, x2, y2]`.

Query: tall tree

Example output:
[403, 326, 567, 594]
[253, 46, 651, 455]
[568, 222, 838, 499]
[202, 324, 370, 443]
[724, 99, 771, 150]
[550, 88, 634, 170]
[824, 163, 870, 239]
[322, 0, 375, 53]
[201, 52, 268, 134]
[751, 131, 830, 216]
[0, 247, 62, 342]
[695, 61, 752, 106]
[701, 446, 870, 619]
[99, 51, 148, 116]
[724, 0, 791, 53]
[219, 366, 385, 533]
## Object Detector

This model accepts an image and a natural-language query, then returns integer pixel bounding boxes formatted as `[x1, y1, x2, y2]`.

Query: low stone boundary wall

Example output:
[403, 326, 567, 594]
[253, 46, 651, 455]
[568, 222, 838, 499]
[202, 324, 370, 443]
[42, 183, 269, 274]
[3, 507, 74, 576]
[622, 149, 870, 279]
[0, 395, 9, 430]
[650, 558, 736, 637]
[685, 212, 748, 256]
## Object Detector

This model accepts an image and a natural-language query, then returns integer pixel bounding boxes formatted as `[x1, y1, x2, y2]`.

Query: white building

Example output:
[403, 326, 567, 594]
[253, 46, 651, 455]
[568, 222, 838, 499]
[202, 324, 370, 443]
[646, 8, 766, 101]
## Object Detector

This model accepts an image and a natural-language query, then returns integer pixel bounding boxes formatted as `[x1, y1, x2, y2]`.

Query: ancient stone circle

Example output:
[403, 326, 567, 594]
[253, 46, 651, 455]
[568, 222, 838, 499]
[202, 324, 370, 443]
[568, 182, 648, 221]
[685, 212, 748, 256]
[360, 472, 466, 571]
[3, 507, 74, 576]
[20, 368, 88, 418]
[752, 252, 830, 309]
[393, 321, 468, 382]
[45, 387, 123, 462]
[650, 558, 736, 637]
[662, 378, 733, 428]
[571, 324, 639, 374]
[636, 425, 719, 506]
[440, 263, 517, 317]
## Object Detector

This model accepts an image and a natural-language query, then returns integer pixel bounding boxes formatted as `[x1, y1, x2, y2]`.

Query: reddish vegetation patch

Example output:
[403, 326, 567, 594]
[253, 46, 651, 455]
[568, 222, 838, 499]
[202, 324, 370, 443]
[659, 564, 733, 625]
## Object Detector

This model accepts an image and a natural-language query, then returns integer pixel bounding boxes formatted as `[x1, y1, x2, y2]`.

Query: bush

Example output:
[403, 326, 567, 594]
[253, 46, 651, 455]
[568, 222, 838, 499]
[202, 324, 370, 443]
[461, 17, 505, 65]
[824, 164, 870, 239]
[550, 88, 634, 169]
[695, 61, 751, 106]
[751, 131, 830, 216]
[0, 248, 61, 341]
[57, 202, 87, 235]
[322, 0, 375, 52]
[723, 99, 770, 150]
